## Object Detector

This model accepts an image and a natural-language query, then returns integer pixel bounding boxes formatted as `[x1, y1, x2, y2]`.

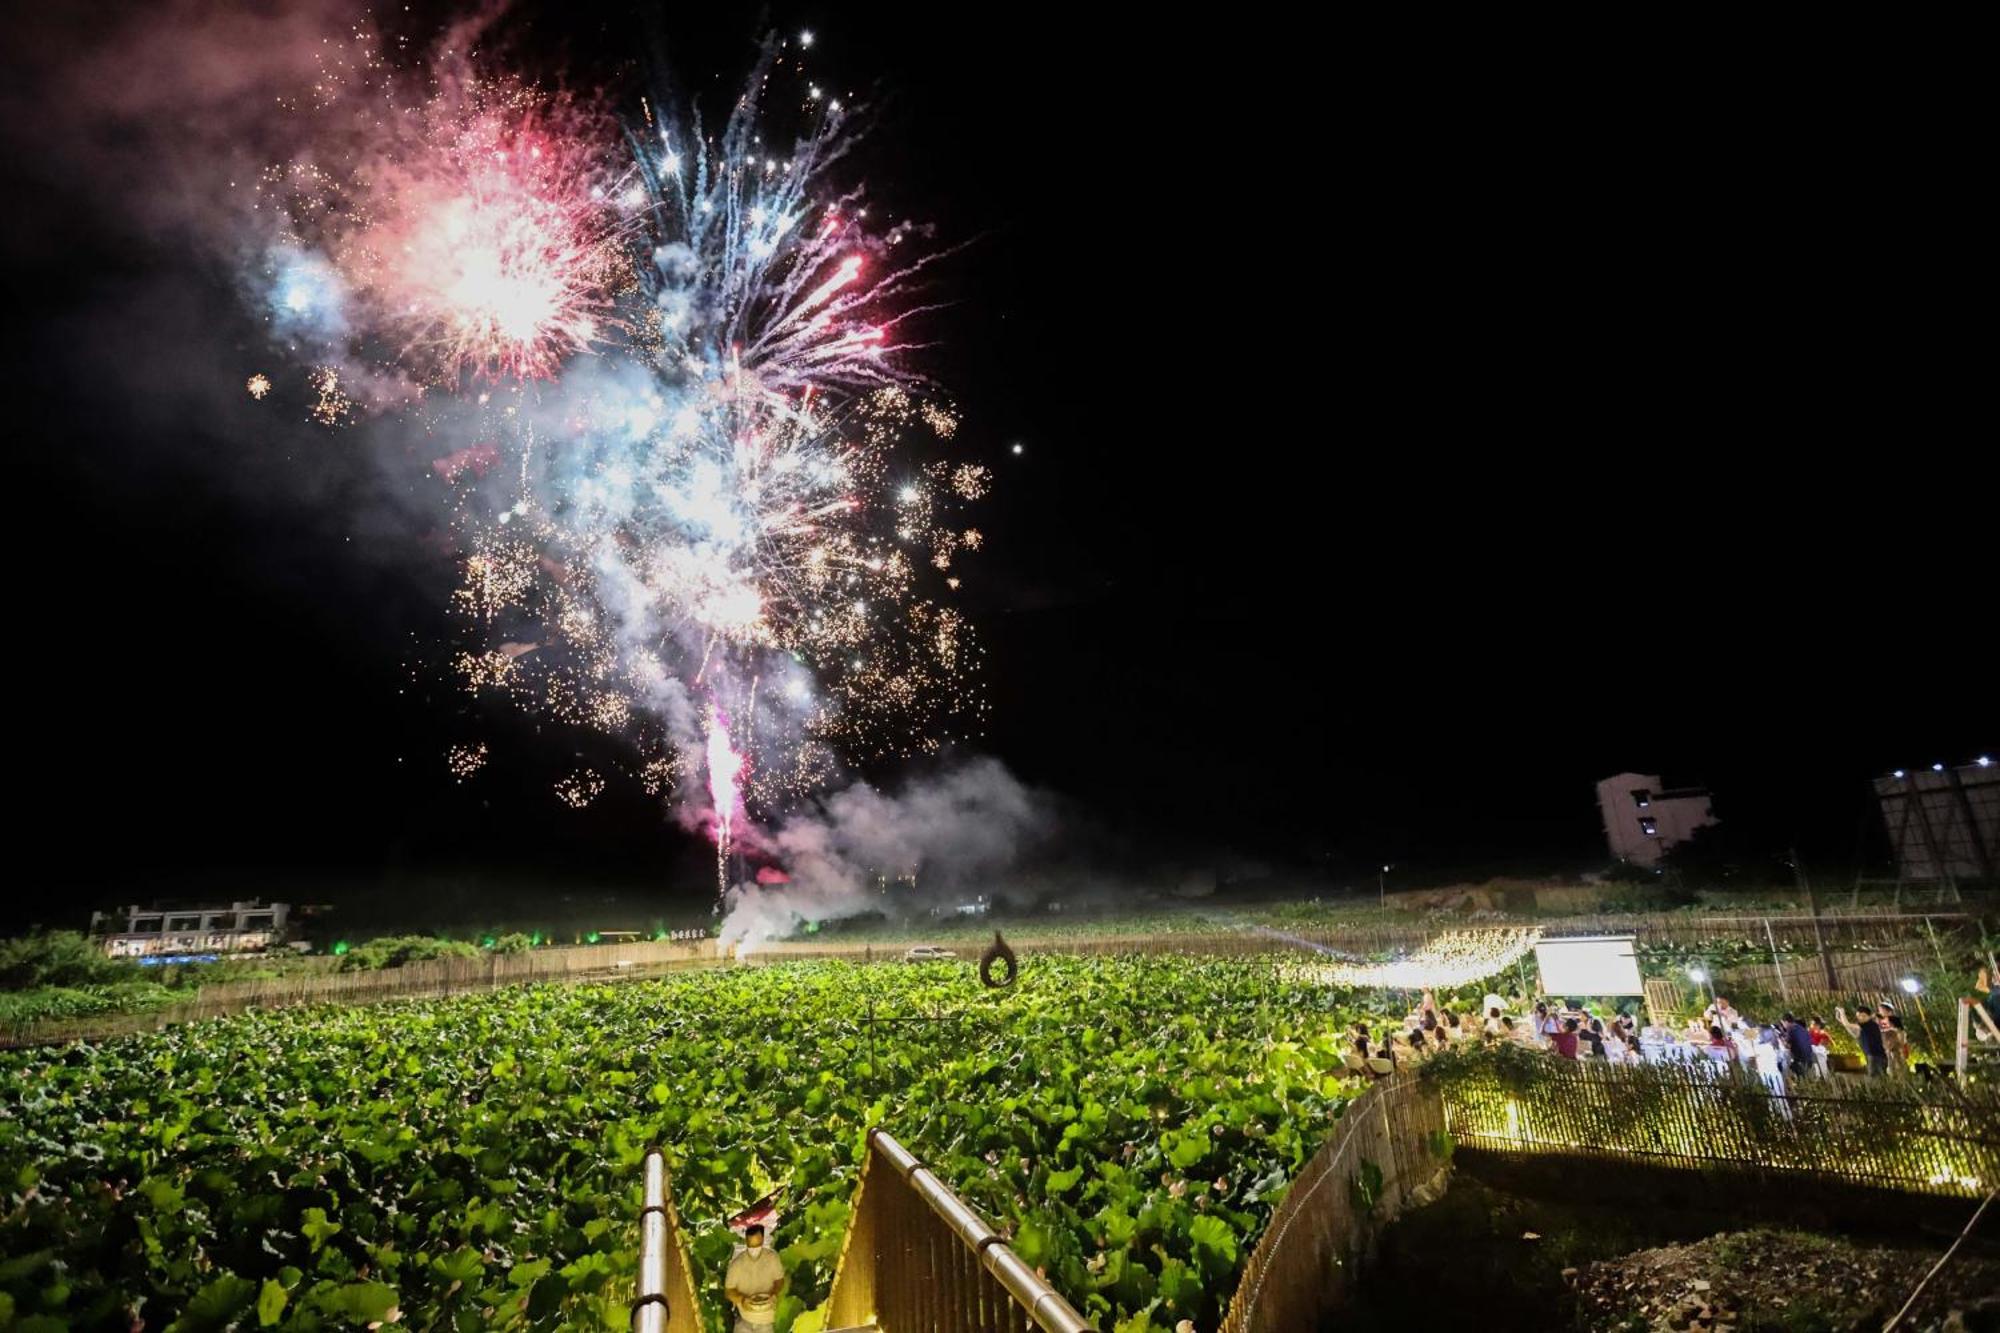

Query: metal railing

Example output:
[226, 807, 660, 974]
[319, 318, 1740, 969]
[633, 1151, 704, 1333]
[826, 1128, 1093, 1333]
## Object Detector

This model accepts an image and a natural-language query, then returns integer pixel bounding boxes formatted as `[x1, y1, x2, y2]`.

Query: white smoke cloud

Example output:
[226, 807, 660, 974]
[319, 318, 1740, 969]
[718, 758, 1050, 953]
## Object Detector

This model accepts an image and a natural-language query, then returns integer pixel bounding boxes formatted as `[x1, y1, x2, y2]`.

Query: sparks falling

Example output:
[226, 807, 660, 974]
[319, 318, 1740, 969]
[247, 27, 991, 893]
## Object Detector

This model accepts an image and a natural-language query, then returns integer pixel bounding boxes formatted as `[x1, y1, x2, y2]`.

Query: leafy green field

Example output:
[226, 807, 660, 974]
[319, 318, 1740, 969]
[0, 956, 1388, 1331]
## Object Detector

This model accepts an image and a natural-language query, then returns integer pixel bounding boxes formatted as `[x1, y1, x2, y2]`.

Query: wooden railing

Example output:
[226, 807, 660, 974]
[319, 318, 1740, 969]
[826, 1128, 1093, 1333]
[632, 1151, 704, 1333]
[1216, 1074, 1450, 1333]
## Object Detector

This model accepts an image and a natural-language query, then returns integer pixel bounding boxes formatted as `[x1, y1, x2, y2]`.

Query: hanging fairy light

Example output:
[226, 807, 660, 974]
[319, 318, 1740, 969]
[1286, 929, 1545, 990]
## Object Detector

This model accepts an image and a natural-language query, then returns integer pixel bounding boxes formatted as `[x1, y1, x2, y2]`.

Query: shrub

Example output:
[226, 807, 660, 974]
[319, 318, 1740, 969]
[0, 981, 180, 1026]
[333, 935, 483, 972]
[0, 931, 133, 990]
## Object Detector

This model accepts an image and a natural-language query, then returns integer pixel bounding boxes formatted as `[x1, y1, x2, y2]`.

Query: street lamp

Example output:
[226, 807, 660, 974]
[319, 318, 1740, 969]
[1378, 863, 1393, 908]
[1688, 965, 1716, 1008]
[1899, 978, 1937, 1055]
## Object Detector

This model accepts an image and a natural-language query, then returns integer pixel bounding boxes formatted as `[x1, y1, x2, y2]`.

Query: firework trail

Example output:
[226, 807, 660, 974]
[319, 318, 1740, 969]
[705, 706, 746, 887]
[248, 28, 988, 898]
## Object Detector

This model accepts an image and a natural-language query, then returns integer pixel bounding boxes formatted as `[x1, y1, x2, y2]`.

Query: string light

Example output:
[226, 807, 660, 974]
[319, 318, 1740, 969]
[1288, 929, 1543, 990]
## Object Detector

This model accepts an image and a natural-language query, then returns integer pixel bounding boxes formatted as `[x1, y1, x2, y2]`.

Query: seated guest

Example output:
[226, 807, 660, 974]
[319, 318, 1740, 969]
[1550, 1017, 1581, 1059]
[1751, 1024, 1787, 1094]
[1579, 1018, 1607, 1060]
[1600, 1019, 1629, 1064]
[1703, 1024, 1737, 1066]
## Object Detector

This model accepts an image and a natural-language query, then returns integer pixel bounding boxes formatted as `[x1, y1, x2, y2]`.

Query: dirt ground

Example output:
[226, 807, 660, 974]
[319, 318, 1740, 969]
[1346, 1174, 1999, 1332]
[1570, 1227, 2000, 1332]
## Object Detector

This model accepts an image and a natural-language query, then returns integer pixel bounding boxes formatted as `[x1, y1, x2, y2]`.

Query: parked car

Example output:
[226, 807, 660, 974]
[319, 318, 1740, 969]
[903, 945, 958, 962]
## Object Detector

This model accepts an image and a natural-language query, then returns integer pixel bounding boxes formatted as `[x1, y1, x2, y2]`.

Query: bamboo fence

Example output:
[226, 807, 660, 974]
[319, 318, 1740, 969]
[753, 911, 1972, 966]
[6, 910, 1974, 1048]
[1435, 1057, 2000, 1198]
[1217, 1074, 1450, 1333]
[3, 939, 722, 1046]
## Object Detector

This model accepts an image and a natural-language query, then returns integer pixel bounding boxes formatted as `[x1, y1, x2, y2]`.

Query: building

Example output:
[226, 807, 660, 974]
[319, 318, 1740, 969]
[1873, 758, 1998, 883]
[1596, 773, 1716, 866]
[87, 901, 291, 959]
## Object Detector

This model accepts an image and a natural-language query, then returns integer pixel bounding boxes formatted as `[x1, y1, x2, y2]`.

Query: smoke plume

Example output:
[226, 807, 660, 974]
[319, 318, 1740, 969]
[718, 759, 1050, 953]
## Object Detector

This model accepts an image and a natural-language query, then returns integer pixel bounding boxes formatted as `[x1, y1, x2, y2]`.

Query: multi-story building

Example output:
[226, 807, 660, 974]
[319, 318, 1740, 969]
[87, 901, 291, 959]
[1596, 773, 1716, 866]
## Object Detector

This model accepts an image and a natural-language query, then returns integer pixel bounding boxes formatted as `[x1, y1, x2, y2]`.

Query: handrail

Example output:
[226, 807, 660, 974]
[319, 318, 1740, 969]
[827, 1127, 1094, 1332]
[632, 1151, 704, 1333]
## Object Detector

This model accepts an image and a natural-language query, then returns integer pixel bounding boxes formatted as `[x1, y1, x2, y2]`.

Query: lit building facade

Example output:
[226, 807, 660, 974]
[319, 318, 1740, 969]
[1597, 772, 1716, 866]
[87, 901, 291, 958]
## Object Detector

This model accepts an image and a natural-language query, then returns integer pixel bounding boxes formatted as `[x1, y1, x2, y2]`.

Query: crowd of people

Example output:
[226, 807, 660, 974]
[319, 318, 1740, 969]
[1342, 986, 1924, 1082]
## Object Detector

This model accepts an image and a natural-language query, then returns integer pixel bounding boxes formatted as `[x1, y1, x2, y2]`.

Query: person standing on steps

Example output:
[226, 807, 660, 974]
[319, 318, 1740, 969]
[725, 1224, 785, 1333]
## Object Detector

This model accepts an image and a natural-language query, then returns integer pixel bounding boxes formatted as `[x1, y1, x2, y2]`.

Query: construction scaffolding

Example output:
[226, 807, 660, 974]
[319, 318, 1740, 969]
[1869, 760, 1998, 896]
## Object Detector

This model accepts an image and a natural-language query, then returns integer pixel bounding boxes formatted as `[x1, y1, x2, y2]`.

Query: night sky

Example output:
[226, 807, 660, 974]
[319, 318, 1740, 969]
[5, 5, 1989, 931]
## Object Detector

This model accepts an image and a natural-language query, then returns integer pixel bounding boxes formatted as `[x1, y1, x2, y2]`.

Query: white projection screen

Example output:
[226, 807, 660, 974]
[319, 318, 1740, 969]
[1535, 935, 1642, 997]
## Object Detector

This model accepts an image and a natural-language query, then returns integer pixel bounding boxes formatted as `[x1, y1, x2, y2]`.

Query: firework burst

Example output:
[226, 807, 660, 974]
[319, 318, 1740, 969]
[256, 46, 637, 393]
[252, 29, 988, 895]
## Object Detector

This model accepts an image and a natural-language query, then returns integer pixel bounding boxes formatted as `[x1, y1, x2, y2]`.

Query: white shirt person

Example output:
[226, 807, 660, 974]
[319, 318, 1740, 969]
[725, 1226, 786, 1332]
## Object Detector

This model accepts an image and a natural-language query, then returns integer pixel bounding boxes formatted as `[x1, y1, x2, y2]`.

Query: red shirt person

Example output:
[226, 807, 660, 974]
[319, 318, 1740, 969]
[1551, 1017, 1581, 1059]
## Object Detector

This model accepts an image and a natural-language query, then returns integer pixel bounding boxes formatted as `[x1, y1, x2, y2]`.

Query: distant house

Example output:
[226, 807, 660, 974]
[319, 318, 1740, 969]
[1596, 773, 1716, 866]
[87, 901, 291, 959]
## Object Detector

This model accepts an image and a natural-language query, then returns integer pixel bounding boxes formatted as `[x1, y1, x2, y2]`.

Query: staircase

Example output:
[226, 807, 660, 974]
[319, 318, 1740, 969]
[633, 1130, 1093, 1332]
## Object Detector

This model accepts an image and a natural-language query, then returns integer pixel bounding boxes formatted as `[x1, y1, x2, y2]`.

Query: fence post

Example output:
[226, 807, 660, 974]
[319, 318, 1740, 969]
[1763, 917, 1789, 1004]
[1795, 850, 1839, 991]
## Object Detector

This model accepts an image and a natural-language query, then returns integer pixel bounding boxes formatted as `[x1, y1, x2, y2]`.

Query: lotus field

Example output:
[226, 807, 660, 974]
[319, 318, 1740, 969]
[0, 956, 1399, 1331]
